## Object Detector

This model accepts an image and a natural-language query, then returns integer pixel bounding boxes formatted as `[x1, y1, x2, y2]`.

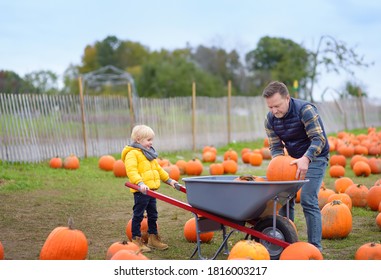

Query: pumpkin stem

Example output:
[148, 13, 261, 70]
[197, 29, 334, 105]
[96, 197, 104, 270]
[68, 217, 74, 229]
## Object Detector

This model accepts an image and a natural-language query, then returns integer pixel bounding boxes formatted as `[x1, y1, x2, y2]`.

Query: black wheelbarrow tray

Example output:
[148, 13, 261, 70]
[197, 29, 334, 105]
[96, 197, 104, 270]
[125, 175, 309, 260]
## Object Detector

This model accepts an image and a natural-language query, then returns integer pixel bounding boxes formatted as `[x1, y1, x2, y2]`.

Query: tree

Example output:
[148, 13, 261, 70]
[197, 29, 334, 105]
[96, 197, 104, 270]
[23, 70, 59, 94]
[307, 35, 373, 102]
[245, 36, 310, 97]
[0, 70, 27, 93]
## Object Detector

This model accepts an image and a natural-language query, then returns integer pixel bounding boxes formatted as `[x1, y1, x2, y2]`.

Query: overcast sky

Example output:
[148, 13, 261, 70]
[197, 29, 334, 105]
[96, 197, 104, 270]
[1, 0, 380, 101]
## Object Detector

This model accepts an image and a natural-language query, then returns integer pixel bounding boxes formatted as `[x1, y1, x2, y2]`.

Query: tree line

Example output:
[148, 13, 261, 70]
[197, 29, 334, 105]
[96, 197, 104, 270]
[0, 35, 372, 102]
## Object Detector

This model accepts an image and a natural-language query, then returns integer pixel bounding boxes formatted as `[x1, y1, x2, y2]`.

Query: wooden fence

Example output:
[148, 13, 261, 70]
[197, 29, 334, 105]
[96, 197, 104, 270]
[1, 93, 380, 163]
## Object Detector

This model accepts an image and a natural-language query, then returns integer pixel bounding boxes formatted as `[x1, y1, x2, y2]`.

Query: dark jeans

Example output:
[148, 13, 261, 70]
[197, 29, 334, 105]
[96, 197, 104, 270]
[132, 192, 158, 238]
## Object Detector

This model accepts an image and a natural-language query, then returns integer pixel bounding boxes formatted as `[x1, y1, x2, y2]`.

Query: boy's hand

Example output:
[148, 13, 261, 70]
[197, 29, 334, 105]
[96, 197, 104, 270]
[138, 184, 149, 194]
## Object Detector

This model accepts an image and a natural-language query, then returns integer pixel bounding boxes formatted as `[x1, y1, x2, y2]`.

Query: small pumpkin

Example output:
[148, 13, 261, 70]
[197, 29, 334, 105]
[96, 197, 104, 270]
[202, 151, 216, 163]
[113, 159, 127, 177]
[329, 165, 345, 178]
[376, 212, 381, 229]
[227, 240, 270, 260]
[106, 240, 140, 260]
[279, 241, 323, 260]
[223, 148, 238, 162]
[318, 186, 335, 209]
[185, 159, 203, 176]
[49, 156, 63, 168]
[163, 164, 181, 181]
[249, 152, 263, 166]
[344, 183, 368, 208]
[110, 249, 149, 260]
[327, 193, 352, 211]
[266, 155, 297, 181]
[183, 217, 214, 243]
[39, 218, 88, 260]
[126, 217, 158, 243]
[209, 163, 224, 175]
[352, 161, 371, 177]
[354, 242, 381, 260]
[367, 184, 381, 211]
[329, 154, 346, 167]
[222, 159, 238, 174]
[334, 177, 354, 193]
[175, 159, 187, 175]
[98, 155, 116, 171]
[63, 154, 80, 170]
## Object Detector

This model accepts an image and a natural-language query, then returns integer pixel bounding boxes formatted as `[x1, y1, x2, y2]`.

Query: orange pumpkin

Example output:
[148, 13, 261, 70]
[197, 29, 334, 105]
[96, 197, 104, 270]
[125, 217, 159, 243]
[163, 164, 181, 181]
[175, 159, 187, 175]
[223, 149, 238, 162]
[98, 155, 116, 171]
[279, 241, 323, 260]
[185, 159, 203, 176]
[329, 154, 346, 167]
[39, 218, 88, 260]
[183, 217, 214, 243]
[249, 152, 263, 166]
[242, 151, 253, 164]
[321, 200, 352, 239]
[106, 240, 140, 260]
[344, 183, 368, 208]
[318, 186, 336, 209]
[329, 165, 345, 178]
[227, 240, 270, 260]
[63, 154, 80, 170]
[49, 156, 63, 168]
[209, 163, 225, 175]
[222, 159, 238, 174]
[113, 159, 127, 177]
[327, 193, 352, 211]
[352, 161, 371, 177]
[350, 154, 369, 169]
[355, 242, 381, 260]
[368, 157, 381, 174]
[367, 184, 381, 211]
[334, 177, 354, 193]
[266, 155, 297, 181]
[376, 213, 381, 229]
[202, 151, 216, 163]
[110, 249, 149, 260]
[260, 147, 272, 160]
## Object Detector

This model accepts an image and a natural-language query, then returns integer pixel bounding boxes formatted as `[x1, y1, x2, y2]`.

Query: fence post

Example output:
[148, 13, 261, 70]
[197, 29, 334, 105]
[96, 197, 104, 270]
[78, 76, 88, 158]
[192, 81, 196, 152]
[127, 83, 135, 126]
[358, 89, 367, 128]
[227, 80, 231, 143]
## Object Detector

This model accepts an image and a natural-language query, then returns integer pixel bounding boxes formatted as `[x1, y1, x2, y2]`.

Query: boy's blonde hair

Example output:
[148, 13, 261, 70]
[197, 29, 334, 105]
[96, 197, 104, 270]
[130, 125, 155, 142]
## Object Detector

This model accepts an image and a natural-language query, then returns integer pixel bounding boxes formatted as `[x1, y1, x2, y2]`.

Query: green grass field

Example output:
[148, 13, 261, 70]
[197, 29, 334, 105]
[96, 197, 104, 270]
[1, 131, 380, 260]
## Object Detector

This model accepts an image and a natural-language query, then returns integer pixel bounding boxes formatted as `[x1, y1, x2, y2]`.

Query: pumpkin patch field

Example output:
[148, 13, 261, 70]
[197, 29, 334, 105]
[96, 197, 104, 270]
[1, 128, 381, 260]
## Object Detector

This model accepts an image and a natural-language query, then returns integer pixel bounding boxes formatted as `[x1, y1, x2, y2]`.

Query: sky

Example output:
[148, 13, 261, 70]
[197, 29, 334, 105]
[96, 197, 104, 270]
[1, 0, 380, 101]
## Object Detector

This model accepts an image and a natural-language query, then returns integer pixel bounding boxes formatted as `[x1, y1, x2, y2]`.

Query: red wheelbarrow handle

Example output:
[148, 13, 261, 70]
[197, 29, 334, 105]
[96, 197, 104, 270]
[124, 181, 290, 248]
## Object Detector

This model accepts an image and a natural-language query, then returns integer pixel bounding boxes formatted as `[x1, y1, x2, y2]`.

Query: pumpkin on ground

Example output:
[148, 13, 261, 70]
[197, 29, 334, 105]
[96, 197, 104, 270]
[334, 177, 354, 193]
[329, 165, 345, 178]
[227, 240, 270, 260]
[327, 193, 352, 211]
[249, 152, 263, 166]
[39, 218, 88, 260]
[63, 154, 80, 170]
[266, 155, 297, 181]
[202, 151, 216, 163]
[367, 184, 381, 211]
[354, 242, 381, 260]
[222, 159, 238, 174]
[98, 155, 116, 171]
[318, 186, 335, 209]
[163, 164, 181, 181]
[223, 149, 238, 162]
[185, 159, 203, 176]
[126, 217, 157, 243]
[352, 161, 371, 177]
[175, 159, 187, 175]
[183, 217, 214, 243]
[49, 156, 63, 168]
[279, 241, 323, 260]
[106, 240, 140, 260]
[329, 154, 346, 167]
[321, 200, 352, 239]
[113, 159, 127, 177]
[209, 163, 224, 175]
[110, 249, 149, 260]
[344, 183, 368, 208]
[376, 213, 381, 229]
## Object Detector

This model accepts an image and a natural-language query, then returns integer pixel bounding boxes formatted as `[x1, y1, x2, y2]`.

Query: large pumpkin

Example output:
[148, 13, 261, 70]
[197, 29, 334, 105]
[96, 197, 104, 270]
[106, 240, 139, 260]
[354, 242, 381, 260]
[39, 218, 88, 260]
[279, 241, 323, 260]
[227, 240, 270, 260]
[327, 193, 352, 211]
[321, 200, 352, 239]
[98, 155, 116, 171]
[266, 155, 297, 181]
[183, 217, 214, 243]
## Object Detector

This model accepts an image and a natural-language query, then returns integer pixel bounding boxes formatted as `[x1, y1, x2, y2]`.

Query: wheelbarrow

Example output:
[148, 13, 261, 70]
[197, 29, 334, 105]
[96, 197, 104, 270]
[125, 175, 308, 260]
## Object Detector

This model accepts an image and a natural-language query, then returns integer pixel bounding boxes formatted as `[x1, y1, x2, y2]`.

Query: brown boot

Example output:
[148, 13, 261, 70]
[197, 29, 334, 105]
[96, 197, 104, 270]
[147, 234, 169, 250]
[132, 236, 151, 253]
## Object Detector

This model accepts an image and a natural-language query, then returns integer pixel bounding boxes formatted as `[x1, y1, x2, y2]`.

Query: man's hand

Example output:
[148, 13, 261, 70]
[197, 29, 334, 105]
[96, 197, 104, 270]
[290, 156, 310, 180]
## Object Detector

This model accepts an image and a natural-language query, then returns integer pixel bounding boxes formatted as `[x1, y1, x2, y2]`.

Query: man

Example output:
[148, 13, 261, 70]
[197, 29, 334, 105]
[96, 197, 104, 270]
[262, 81, 329, 251]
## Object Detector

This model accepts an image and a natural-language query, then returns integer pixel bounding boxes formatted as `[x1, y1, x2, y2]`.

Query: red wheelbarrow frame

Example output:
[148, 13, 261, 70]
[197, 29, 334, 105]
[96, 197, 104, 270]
[125, 181, 292, 259]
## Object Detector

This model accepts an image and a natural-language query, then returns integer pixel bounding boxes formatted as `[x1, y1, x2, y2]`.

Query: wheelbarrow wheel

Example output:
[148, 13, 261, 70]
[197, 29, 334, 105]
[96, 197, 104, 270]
[250, 215, 298, 260]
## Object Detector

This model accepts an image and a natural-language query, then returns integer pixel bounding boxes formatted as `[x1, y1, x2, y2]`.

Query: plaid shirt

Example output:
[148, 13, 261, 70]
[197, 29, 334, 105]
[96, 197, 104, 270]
[265, 104, 327, 161]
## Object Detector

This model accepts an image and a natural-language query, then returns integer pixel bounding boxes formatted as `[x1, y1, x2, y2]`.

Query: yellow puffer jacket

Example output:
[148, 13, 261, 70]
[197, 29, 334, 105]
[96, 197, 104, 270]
[121, 145, 170, 193]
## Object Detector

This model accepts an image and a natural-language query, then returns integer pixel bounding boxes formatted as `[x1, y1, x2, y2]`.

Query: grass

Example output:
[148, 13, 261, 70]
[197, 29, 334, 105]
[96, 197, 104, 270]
[0, 131, 380, 260]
